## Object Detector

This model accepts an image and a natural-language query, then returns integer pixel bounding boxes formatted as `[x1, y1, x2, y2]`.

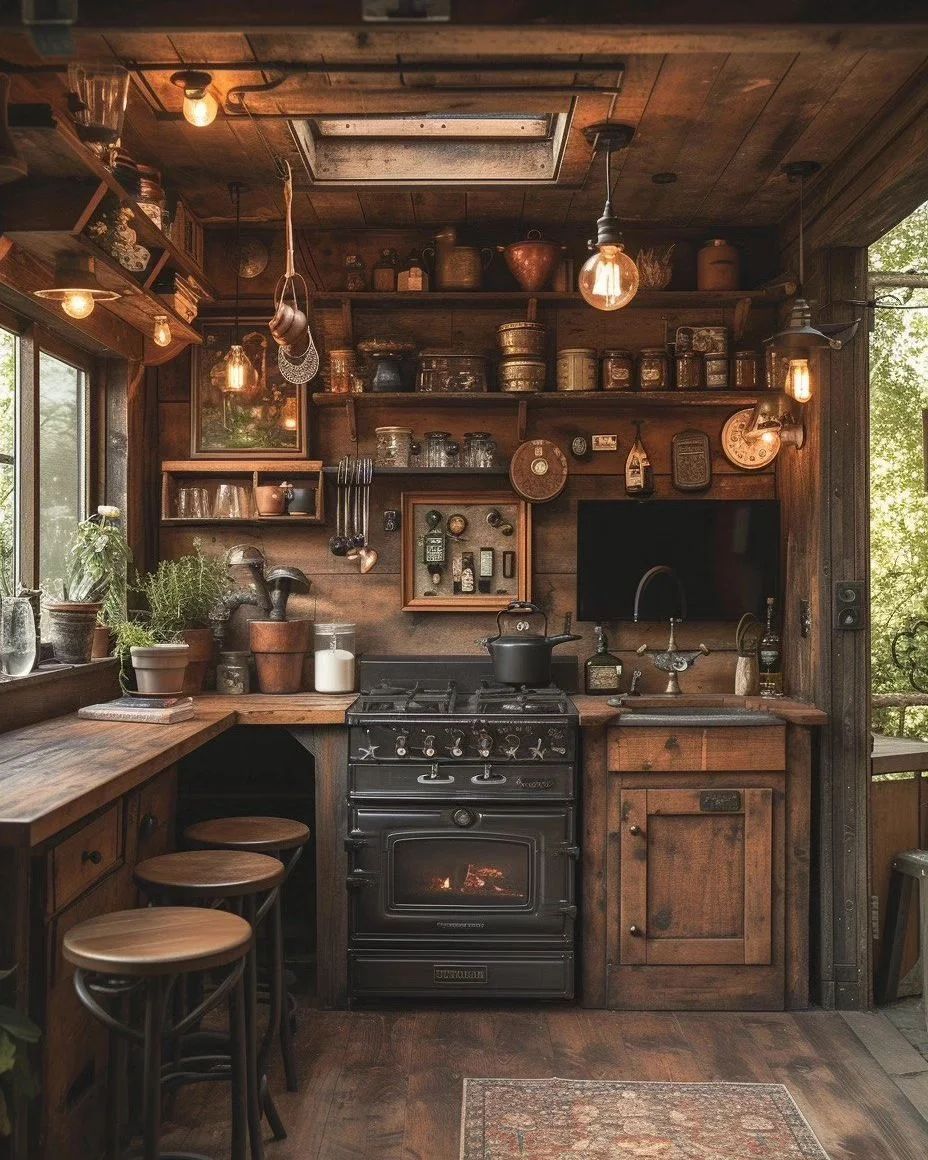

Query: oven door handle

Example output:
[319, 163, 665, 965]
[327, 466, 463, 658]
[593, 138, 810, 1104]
[470, 769, 507, 786]
[346, 871, 378, 889]
[417, 771, 456, 785]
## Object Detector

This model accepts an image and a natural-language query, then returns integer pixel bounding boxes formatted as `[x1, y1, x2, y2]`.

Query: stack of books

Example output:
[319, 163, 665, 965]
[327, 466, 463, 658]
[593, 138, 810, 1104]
[78, 696, 195, 724]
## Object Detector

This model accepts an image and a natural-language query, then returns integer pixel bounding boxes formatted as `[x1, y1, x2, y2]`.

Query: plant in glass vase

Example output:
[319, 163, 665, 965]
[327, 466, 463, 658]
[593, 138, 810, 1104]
[44, 507, 131, 664]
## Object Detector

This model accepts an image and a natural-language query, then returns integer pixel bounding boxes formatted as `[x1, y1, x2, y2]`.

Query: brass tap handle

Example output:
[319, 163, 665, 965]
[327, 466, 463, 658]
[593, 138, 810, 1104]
[629, 924, 643, 936]
[699, 643, 710, 655]
[635, 643, 649, 656]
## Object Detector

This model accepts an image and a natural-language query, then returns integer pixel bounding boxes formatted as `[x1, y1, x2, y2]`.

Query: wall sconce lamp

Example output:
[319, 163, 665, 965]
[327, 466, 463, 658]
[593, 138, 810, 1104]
[171, 70, 219, 127]
[34, 253, 121, 319]
[746, 392, 805, 450]
[578, 122, 639, 311]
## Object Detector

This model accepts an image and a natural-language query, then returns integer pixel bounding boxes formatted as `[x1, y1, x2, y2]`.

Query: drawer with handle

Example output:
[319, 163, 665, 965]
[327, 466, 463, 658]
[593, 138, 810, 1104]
[609, 726, 785, 772]
[50, 803, 123, 912]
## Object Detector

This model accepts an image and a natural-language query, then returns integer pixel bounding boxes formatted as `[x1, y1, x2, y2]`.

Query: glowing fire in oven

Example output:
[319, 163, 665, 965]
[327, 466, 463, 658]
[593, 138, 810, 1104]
[429, 864, 520, 896]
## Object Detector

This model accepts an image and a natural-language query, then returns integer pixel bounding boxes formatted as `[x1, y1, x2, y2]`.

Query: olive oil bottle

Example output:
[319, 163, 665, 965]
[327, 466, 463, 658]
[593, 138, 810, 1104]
[758, 595, 783, 696]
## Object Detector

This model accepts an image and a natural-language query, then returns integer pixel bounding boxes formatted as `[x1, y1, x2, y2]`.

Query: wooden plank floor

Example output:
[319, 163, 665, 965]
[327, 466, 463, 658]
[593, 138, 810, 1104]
[162, 1008, 928, 1159]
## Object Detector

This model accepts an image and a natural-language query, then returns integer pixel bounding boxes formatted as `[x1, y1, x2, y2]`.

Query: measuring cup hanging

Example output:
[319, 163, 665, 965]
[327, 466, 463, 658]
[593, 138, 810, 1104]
[270, 160, 319, 384]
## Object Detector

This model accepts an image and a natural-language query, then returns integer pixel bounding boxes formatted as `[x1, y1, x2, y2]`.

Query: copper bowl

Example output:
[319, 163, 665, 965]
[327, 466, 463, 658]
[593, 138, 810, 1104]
[498, 230, 564, 292]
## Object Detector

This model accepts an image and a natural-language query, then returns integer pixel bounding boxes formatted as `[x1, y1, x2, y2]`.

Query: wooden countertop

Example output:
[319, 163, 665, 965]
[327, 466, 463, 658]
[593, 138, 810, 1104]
[0, 693, 355, 848]
[0, 689, 822, 848]
[573, 694, 827, 727]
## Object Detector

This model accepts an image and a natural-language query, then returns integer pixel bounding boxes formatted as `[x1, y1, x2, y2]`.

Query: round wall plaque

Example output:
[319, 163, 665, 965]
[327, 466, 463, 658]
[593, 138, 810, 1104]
[509, 438, 568, 502]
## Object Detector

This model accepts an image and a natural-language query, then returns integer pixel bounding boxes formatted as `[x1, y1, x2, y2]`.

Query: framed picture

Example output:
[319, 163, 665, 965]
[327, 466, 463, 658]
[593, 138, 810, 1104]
[401, 492, 531, 612]
[191, 318, 307, 458]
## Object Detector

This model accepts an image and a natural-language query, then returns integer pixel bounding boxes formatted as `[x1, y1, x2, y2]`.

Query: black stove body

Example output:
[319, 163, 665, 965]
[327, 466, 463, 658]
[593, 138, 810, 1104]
[346, 656, 579, 1001]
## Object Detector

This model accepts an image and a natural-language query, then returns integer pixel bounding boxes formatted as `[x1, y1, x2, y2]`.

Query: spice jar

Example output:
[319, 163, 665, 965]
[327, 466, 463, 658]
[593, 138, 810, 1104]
[675, 350, 703, 391]
[734, 350, 759, 390]
[556, 348, 598, 392]
[328, 348, 356, 395]
[704, 355, 729, 390]
[344, 253, 366, 291]
[601, 348, 634, 391]
[425, 431, 457, 468]
[375, 426, 413, 468]
[313, 623, 356, 694]
[372, 248, 399, 291]
[216, 651, 250, 696]
[397, 250, 429, 292]
[638, 347, 669, 391]
[463, 432, 496, 469]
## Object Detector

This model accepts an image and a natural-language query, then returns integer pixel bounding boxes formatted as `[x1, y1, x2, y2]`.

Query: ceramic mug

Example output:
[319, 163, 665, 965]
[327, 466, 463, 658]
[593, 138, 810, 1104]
[287, 486, 316, 515]
[254, 484, 289, 516]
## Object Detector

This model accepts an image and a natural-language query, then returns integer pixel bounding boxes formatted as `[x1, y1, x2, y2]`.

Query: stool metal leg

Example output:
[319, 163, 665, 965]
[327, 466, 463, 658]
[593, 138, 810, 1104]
[243, 897, 271, 1157]
[229, 970, 248, 1160]
[142, 976, 167, 1160]
[271, 891, 298, 1092]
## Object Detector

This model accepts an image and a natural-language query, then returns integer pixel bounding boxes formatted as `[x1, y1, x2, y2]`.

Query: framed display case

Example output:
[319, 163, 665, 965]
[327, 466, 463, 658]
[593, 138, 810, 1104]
[401, 491, 531, 612]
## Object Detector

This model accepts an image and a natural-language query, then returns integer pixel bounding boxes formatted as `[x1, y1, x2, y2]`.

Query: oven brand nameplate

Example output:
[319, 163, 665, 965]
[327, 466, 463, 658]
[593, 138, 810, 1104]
[700, 790, 743, 812]
[434, 964, 488, 984]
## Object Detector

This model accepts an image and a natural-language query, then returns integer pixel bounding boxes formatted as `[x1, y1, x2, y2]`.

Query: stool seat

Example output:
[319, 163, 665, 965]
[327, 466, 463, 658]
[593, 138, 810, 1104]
[185, 815, 310, 853]
[135, 850, 285, 897]
[63, 906, 253, 976]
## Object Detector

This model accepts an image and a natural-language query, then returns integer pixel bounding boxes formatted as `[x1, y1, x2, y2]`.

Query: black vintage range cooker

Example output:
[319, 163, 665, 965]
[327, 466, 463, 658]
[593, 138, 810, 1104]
[346, 656, 580, 1001]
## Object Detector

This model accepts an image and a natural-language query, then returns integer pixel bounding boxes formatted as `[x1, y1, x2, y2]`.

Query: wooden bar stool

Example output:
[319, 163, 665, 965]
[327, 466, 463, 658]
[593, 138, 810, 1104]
[876, 848, 928, 1028]
[63, 906, 252, 1160]
[184, 817, 310, 1093]
[134, 849, 286, 1155]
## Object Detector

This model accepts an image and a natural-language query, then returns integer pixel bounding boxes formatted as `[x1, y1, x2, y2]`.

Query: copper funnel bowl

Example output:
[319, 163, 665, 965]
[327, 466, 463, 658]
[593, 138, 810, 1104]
[498, 231, 564, 292]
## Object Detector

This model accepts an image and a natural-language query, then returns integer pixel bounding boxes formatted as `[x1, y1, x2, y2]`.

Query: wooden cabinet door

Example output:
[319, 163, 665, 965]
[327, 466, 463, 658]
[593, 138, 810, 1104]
[619, 787, 773, 967]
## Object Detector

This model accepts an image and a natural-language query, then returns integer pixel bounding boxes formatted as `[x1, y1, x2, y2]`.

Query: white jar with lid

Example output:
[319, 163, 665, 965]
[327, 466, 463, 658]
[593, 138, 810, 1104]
[313, 622, 356, 693]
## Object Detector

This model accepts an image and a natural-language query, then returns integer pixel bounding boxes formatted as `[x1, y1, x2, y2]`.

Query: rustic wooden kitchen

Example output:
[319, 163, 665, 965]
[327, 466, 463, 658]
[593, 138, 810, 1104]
[0, 6, 926, 1160]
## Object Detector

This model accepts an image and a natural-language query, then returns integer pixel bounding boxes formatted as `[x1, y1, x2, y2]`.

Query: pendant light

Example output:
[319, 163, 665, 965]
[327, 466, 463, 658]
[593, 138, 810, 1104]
[223, 182, 253, 394]
[578, 123, 639, 311]
[171, 70, 219, 127]
[765, 161, 839, 404]
[34, 253, 120, 319]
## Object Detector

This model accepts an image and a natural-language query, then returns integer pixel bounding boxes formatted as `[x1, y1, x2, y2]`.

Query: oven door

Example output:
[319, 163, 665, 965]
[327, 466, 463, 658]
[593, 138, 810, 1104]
[347, 803, 576, 943]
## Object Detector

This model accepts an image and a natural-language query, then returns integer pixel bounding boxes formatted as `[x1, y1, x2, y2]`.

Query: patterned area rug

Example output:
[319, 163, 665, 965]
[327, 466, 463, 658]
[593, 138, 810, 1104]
[460, 1078, 830, 1158]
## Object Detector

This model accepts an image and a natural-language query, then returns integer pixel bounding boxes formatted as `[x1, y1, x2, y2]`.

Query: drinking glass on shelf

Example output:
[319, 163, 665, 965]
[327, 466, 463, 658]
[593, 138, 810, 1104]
[0, 597, 37, 678]
[176, 487, 210, 519]
[213, 482, 248, 519]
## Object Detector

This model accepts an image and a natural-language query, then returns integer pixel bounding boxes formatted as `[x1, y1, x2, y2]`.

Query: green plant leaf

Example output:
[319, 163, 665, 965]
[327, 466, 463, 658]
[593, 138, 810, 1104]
[0, 1030, 15, 1076]
[0, 1085, 10, 1137]
[0, 1006, 40, 1044]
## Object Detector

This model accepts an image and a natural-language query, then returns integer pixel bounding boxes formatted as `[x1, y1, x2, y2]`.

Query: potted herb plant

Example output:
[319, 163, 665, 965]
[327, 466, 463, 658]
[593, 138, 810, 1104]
[134, 542, 231, 693]
[44, 508, 131, 665]
[111, 617, 189, 695]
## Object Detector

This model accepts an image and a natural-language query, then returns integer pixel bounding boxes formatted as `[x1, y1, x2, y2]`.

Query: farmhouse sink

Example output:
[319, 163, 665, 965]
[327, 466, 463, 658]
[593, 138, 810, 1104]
[605, 703, 774, 727]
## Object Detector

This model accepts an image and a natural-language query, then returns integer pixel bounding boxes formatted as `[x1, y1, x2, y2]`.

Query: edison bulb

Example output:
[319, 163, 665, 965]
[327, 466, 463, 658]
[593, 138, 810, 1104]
[182, 90, 218, 127]
[785, 357, 811, 403]
[578, 243, 639, 311]
[61, 290, 95, 319]
[152, 315, 172, 348]
[223, 344, 251, 392]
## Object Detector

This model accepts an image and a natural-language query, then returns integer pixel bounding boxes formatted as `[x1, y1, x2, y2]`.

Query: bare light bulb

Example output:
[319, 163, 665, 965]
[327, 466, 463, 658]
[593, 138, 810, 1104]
[785, 357, 812, 403]
[182, 90, 218, 127]
[223, 344, 251, 392]
[152, 315, 172, 348]
[578, 243, 639, 311]
[61, 290, 95, 319]
[760, 429, 779, 447]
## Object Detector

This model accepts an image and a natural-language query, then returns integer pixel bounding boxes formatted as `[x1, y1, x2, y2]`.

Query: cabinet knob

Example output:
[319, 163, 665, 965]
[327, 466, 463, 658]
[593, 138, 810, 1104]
[628, 824, 642, 836]
[139, 813, 158, 840]
[665, 735, 679, 750]
[628, 924, 642, 937]
[81, 849, 102, 865]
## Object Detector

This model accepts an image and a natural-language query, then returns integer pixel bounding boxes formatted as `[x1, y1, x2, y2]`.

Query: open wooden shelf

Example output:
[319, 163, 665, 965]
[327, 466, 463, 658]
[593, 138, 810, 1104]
[311, 390, 760, 408]
[160, 459, 325, 525]
[322, 465, 510, 476]
[307, 288, 791, 309]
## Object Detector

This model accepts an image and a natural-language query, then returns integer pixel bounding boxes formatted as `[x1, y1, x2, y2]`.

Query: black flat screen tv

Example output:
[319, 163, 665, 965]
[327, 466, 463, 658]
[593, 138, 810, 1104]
[576, 499, 780, 622]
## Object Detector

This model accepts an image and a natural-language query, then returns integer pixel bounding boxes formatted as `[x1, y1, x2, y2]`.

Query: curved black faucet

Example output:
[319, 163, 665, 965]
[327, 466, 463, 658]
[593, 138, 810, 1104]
[632, 564, 688, 624]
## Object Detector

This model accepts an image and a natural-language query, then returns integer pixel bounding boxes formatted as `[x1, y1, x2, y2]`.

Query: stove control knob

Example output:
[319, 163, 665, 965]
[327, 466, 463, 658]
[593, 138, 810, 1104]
[422, 734, 437, 758]
[394, 733, 408, 757]
[503, 733, 520, 759]
[449, 734, 465, 757]
[476, 732, 493, 758]
[529, 737, 547, 760]
[452, 808, 476, 829]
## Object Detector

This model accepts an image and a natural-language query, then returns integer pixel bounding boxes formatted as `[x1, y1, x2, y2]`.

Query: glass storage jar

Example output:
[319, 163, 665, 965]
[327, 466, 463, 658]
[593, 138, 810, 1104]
[425, 431, 457, 468]
[463, 432, 496, 469]
[216, 651, 250, 695]
[328, 348, 357, 395]
[734, 349, 759, 390]
[601, 349, 634, 391]
[314, 623, 356, 693]
[675, 350, 703, 390]
[375, 426, 413, 468]
[638, 347, 669, 391]
[0, 596, 37, 677]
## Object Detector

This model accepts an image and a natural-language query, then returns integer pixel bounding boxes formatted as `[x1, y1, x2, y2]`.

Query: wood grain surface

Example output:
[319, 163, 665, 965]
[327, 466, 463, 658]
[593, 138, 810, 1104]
[134, 849, 285, 897]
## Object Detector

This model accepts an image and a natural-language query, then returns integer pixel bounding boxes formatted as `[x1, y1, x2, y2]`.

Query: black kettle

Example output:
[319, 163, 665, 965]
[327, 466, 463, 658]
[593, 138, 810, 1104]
[484, 601, 581, 687]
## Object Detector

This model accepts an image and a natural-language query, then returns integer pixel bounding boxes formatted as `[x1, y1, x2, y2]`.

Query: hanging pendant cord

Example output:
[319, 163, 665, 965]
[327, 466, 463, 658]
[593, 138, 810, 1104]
[231, 181, 242, 344]
[798, 174, 805, 291]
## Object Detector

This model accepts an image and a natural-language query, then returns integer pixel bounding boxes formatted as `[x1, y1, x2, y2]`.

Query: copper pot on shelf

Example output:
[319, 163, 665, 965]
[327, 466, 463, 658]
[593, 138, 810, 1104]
[498, 230, 564, 292]
[423, 226, 493, 291]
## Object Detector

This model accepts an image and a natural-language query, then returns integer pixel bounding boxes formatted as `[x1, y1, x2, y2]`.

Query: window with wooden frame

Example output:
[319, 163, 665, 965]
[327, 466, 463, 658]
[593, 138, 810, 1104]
[0, 305, 96, 597]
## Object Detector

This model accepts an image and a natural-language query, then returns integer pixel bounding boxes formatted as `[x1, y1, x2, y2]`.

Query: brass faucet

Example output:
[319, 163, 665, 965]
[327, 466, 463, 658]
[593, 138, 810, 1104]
[635, 617, 710, 696]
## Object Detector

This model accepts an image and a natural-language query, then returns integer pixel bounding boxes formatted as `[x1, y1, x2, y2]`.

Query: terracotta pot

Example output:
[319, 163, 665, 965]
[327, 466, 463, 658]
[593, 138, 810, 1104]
[91, 624, 114, 660]
[130, 643, 191, 695]
[498, 231, 563, 292]
[254, 484, 288, 516]
[249, 618, 311, 694]
[45, 601, 103, 664]
[180, 627, 216, 694]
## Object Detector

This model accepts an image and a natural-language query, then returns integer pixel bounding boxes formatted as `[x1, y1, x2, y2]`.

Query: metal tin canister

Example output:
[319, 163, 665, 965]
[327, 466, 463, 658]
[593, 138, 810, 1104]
[601, 348, 634, 391]
[734, 350, 759, 390]
[704, 355, 730, 389]
[556, 348, 598, 392]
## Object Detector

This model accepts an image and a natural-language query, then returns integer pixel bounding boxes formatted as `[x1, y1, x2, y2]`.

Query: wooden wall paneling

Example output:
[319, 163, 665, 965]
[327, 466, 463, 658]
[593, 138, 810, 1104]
[580, 723, 608, 1008]
[786, 724, 812, 1009]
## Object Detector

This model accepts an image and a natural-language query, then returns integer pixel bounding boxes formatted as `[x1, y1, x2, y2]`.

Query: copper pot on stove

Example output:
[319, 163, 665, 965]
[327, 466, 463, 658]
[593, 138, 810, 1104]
[498, 229, 564, 292]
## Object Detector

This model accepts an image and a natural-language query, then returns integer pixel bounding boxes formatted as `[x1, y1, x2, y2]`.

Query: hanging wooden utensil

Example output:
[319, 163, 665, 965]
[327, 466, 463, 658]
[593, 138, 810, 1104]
[509, 438, 568, 503]
[270, 160, 319, 384]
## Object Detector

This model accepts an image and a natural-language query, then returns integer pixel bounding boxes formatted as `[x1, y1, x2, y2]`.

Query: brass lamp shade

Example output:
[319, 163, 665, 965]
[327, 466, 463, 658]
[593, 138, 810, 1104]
[33, 254, 121, 305]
